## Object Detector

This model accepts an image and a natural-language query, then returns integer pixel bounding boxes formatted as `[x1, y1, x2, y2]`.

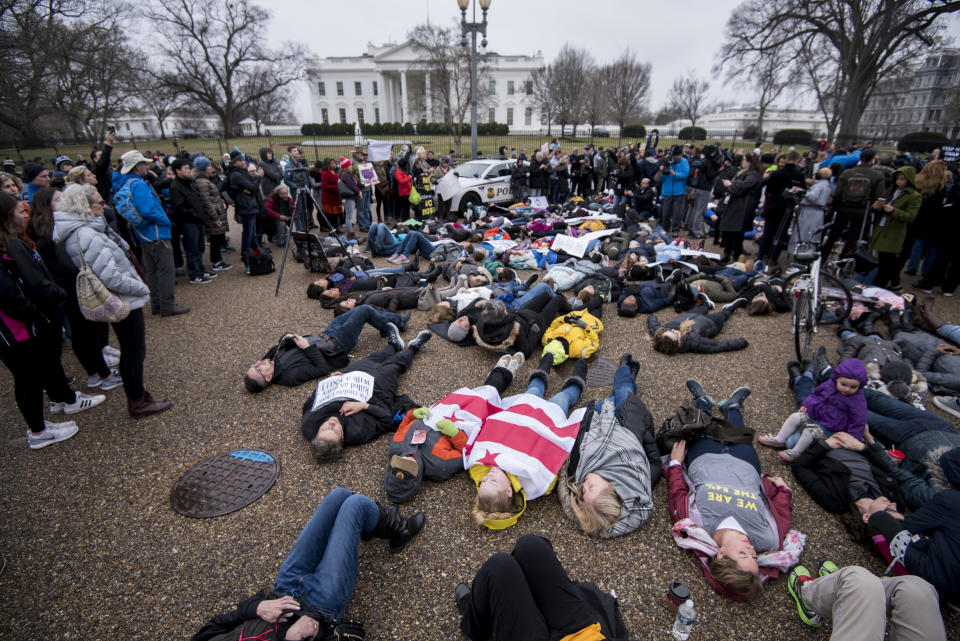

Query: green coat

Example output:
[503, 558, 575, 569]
[869, 166, 921, 254]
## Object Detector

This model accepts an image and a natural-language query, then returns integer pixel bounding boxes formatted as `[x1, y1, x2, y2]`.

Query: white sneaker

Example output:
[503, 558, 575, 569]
[61, 392, 106, 415]
[27, 422, 79, 449]
[103, 353, 120, 367]
[87, 374, 103, 388]
[99, 370, 123, 391]
[933, 396, 960, 419]
[102, 345, 121, 358]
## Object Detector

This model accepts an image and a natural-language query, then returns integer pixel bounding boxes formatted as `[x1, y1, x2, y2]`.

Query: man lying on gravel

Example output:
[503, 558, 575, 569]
[243, 304, 409, 393]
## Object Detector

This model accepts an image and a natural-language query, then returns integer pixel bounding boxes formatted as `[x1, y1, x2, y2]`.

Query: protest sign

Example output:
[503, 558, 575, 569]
[358, 162, 379, 186]
[550, 228, 616, 258]
[529, 196, 548, 209]
[436, 170, 460, 200]
[311, 371, 375, 412]
[367, 140, 392, 162]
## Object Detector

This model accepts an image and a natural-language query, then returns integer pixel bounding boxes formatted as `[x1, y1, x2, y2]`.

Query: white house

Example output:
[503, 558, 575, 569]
[110, 110, 223, 140]
[662, 106, 828, 137]
[306, 41, 545, 130]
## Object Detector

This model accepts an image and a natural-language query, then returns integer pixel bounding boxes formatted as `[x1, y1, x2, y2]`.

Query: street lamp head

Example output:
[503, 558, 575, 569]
[481, 38, 487, 48]
[478, 0, 491, 8]
[456, 0, 469, 9]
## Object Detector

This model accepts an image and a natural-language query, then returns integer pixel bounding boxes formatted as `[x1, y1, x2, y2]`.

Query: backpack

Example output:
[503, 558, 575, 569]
[840, 172, 872, 208]
[113, 180, 144, 226]
[687, 159, 702, 189]
[655, 405, 755, 455]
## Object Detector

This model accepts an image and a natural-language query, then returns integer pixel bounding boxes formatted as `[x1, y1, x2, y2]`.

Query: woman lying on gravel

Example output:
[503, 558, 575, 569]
[455, 534, 628, 641]
[191, 488, 424, 641]
[558, 354, 660, 537]
[667, 381, 803, 600]
[439, 296, 570, 358]
[648, 298, 749, 355]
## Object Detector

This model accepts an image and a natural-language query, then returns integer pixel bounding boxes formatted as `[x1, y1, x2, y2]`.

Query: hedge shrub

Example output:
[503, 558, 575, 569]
[897, 131, 950, 153]
[773, 128, 813, 146]
[678, 126, 707, 141]
[622, 124, 647, 138]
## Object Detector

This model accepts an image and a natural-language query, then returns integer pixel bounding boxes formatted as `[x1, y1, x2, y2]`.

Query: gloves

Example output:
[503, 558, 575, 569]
[564, 314, 588, 329]
[436, 419, 458, 437]
[412, 407, 431, 420]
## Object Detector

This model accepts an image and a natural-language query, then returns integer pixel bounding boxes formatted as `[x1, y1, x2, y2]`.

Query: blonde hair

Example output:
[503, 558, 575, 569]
[427, 304, 456, 324]
[0, 172, 22, 193]
[566, 479, 621, 535]
[708, 556, 762, 600]
[66, 165, 88, 184]
[915, 160, 946, 198]
[57, 183, 94, 218]
[471, 488, 522, 527]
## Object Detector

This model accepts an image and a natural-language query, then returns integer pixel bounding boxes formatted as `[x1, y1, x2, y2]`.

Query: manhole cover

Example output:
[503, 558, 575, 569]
[171, 449, 280, 518]
[586, 359, 618, 387]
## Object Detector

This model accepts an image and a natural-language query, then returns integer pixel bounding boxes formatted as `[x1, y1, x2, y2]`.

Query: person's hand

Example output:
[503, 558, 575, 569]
[625, 190, 634, 196]
[256, 596, 300, 623]
[329, 371, 343, 377]
[105, 129, 116, 146]
[825, 434, 843, 449]
[412, 407, 431, 420]
[800, 406, 808, 413]
[215, 220, 223, 227]
[768, 476, 789, 489]
[883, 204, 894, 213]
[671, 440, 687, 464]
[436, 418, 458, 437]
[722, 179, 732, 187]
[863, 425, 875, 446]
[340, 401, 369, 416]
[833, 432, 866, 451]
[281, 215, 290, 222]
[937, 344, 960, 355]
[292, 334, 310, 349]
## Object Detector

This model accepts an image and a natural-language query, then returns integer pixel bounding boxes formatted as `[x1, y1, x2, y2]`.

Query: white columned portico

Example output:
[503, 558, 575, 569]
[376, 72, 387, 122]
[400, 70, 408, 124]
[424, 72, 432, 123]
[383, 73, 393, 122]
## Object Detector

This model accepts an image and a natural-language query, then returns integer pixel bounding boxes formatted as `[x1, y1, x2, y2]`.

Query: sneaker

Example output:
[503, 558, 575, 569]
[398, 310, 412, 332]
[778, 449, 798, 463]
[507, 352, 525, 375]
[407, 330, 432, 352]
[189, 276, 213, 284]
[722, 297, 748, 311]
[455, 583, 472, 616]
[86, 373, 103, 388]
[102, 345, 121, 358]
[495, 354, 511, 369]
[787, 565, 822, 627]
[384, 322, 405, 352]
[221, 245, 237, 254]
[161, 304, 191, 316]
[912, 281, 933, 294]
[685, 378, 715, 409]
[103, 353, 119, 367]
[818, 560, 840, 577]
[697, 290, 716, 310]
[719, 387, 751, 411]
[944, 289, 955, 297]
[933, 396, 960, 419]
[27, 422, 79, 449]
[758, 434, 786, 449]
[212, 261, 233, 271]
[49, 401, 64, 413]
[61, 392, 106, 415]
[203, 271, 218, 279]
[99, 370, 124, 391]
[754, 260, 766, 273]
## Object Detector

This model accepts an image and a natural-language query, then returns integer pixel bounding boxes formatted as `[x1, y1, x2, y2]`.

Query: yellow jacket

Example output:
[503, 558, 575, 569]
[542, 309, 603, 360]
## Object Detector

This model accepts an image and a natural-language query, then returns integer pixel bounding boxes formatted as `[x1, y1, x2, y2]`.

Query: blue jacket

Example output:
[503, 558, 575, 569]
[659, 157, 690, 197]
[819, 149, 861, 170]
[22, 182, 42, 205]
[112, 172, 171, 242]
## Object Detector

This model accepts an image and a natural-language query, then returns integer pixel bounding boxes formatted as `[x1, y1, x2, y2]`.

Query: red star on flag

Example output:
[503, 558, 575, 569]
[442, 409, 463, 423]
[476, 450, 500, 467]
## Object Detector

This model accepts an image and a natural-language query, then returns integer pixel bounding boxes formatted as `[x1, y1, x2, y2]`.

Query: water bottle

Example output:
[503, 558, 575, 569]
[672, 599, 696, 640]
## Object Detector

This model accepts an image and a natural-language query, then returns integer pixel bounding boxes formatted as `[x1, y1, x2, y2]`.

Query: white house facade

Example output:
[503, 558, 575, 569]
[663, 107, 828, 137]
[306, 41, 545, 130]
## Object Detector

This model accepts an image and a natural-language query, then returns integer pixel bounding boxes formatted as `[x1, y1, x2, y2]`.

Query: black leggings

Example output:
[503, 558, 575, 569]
[461, 535, 600, 641]
[874, 251, 902, 289]
[209, 233, 225, 263]
[64, 297, 110, 379]
[721, 231, 744, 259]
[0, 330, 76, 432]
[111, 308, 146, 400]
[34, 321, 77, 404]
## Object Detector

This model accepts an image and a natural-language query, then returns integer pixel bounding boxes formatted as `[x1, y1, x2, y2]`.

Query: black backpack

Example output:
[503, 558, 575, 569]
[840, 172, 872, 208]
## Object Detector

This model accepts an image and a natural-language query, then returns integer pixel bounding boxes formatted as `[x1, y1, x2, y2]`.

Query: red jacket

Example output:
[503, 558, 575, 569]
[395, 169, 412, 196]
[320, 169, 341, 208]
[264, 195, 294, 221]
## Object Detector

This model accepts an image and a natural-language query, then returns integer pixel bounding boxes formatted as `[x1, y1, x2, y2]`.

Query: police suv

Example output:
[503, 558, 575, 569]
[449, 158, 517, 214]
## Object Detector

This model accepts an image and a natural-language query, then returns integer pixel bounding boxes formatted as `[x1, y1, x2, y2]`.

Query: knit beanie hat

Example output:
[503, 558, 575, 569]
[54, 155, 72, 170]
[480, 299, 508, 325]
[230, 150, 244, 164]
[447, 322, 469, 342]
[193, 156, 212, 171]
[383, 454, 422, 503]
[22, 162, 44, 183]
[339, 155, 351, 169]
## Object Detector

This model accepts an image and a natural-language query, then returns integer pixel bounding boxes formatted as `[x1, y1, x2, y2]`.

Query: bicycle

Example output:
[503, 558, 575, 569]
[783, 221, 854, 361]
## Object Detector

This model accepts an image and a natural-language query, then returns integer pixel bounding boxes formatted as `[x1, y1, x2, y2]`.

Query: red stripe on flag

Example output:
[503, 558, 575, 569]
[437, 393, 501, 419]
[499, 403, 581, 438]
[476, 418, 571, 473]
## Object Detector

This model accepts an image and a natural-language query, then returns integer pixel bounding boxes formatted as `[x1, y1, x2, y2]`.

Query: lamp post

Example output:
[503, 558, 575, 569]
[457, 0, 490, 159]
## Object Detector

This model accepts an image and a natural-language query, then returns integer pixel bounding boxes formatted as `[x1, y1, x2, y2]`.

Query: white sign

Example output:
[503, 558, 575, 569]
[367, 140, 392, 162]
[436, 170, 460, 200]
[311, 371, 375, 412]
[483, 238, 518, 253]
[549, 228, 616, 258]
[943, 144, 959, 163]
[529, 196, 548, 209]
[358, 162, 379, 186]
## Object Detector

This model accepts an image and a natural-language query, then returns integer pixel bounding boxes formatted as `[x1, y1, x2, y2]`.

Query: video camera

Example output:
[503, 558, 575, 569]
[288, 166, 310, 188]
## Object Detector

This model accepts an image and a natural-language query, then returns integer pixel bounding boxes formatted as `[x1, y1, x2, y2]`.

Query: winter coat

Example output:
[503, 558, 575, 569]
[912, 188, 945, 240]
[112, 172, 171, 242]
[869, 167, 922, 254]
[0, 251, 43, 347]
[395, 168, 412, 197]
[833, 164, 885, 213]
[719, 170, 763, 233]
[542, 308, 603, 360]
[509, 163, 529, 191]
[339, 170, 360, 202]
[264, 195, 295, 222]
[191, 592, 300, 641]
[384, 410, 467, 503]
[226, 166, 262, 218]
[764, 164, 807, 220]
[169, 176, 205, 225]
[659, 157, 689, 197]
[319, 168, 342, 212]
[328, 287, 420, 314]
[683, 274, 739, 303]
[789, 178, 831, 254]
[839, 334, 903, 372]
[52, 212, 150, 310]
[863, 439, 958, 510]
[5, 237, 65, 319]
[647, 310, 748, 354]
[618, 281, 673, 313]
[801, 358, 869, 440]
[264, 335, 348, 388]
[258, 147, 283, 197]
[471, 307, 544, 358]
[558, 398, 657, 537]
[790, 440, 900, 513]
[93, 144, 114, 202]
[192, 170, 228, 235]
[896, 331, 960, 393]
[901, 488, 960, 601]
[612, 166, 635, 196]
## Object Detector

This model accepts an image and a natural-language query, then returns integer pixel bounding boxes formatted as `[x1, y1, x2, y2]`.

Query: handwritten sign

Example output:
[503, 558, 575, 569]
[311, 371, 374, 412]
[358, 162, 379, 186]
[529, 196, 548, 209]
[550, 228, 616, 258]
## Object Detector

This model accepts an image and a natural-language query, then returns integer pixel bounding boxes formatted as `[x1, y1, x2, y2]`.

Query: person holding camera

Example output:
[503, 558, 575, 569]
[226, 151, 263, 258]
[758, 151, 808, 263]
[684, 146, 722, 238]
[659, 145, 690, 234]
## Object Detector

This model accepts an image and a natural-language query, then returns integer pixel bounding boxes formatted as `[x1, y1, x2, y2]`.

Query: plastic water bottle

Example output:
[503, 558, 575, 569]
[672, 599, 696, 640]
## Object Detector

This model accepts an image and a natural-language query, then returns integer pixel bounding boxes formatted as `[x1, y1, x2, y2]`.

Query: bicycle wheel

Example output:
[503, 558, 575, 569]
[794, 289, 815, 361]
[783, 270, 854, 325]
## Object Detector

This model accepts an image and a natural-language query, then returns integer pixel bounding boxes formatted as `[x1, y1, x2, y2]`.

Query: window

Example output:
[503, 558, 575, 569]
[506, 107, 514, 125]
[339, 108, 347, 124]
[375, 107, 380, 123]
[336, 81, 344, 96]
[318, 82, 326, 96]
[357, 108, 365, 124]
[355, 81, 362, 96]
[524, 107, 532, 126]
[488, 79, 496, 94]
[524, 81, 533, 95]
[373, 81, 378, 96]
[507, 80, 515, 96]
[488, 107, 496, 123]
[321, 108, 329, 124]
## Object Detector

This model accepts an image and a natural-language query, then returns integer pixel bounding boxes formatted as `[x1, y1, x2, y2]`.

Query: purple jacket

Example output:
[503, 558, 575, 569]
[802, 358, 868, 440]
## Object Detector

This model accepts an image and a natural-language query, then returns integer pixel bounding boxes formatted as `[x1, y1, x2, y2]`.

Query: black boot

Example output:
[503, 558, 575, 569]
[397, 310, 412, 332]
[403, 256, 421, 272]
[561, 359, 588, 396]
[899, 302, 915, 333]
[812, 346, 832, 384]
[367, 504, 425, 554]
[523, 273, 539, 288]
[856, 309, 883, 337]
[786, 360, 803, 389]
[620, 353, 640, 380]
[424, 265, 442, 283]
[528, 352, 554, 386]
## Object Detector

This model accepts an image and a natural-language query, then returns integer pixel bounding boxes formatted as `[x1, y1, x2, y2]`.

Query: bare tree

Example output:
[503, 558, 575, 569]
[550, 45, 592, 137]
[581, 62, 607, 138]
[666, 70, 711, 129]
[135, 68, 185, 140]
[796, 38, 844, 144]
[145, 0, 306, 136]
[242, 68, 298, 134]
[409, 22, 491, 156]
[527, 66, 556, 135]
[719, 0, 960, 144]
[603, 49, 652, 142]
[654, 106, 683, 126]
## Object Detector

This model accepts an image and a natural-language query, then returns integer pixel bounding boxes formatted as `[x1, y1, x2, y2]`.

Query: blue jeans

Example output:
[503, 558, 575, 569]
[274, 488, 379, 620]
[715, 267, 759, 290]
[513, 283, 557, 309]
[905, 237, 935, 276]
[366, 222, 401, 257]
[240, 214, 259, 255]
[862, 388, 954, 447]
[686, 396, 761, 475]
[180, 221, 205, 279]
[323, 304, 402, 352]
[358, 190, 372, 230]
[612, 194, 628, 208]
[938, 324, 960, 345]
[366, 266, 404, 276]
[525, 377, 581, 416]
[398, 231, 435, 258]
[595, 364, 635, 413]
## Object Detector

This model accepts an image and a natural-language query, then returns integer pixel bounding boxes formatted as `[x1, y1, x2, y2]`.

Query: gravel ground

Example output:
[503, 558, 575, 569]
[1, 232, 958, 640]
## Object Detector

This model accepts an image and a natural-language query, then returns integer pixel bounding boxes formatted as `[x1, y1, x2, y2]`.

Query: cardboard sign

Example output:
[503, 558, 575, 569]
[483, 238, 518, 253]
[367, 140, 392, 162]
[549, 228, 616, 258]
[311, 371, 374, 412]
[436, 170, 460, 200]
[942, 144, 959, 163]
[529, 196, 548, 209]
[358, 162, 379, 186]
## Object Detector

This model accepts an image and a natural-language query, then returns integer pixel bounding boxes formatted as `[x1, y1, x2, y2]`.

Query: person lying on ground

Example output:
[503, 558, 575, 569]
[301, 331, 431, 463]
[306, 265, 441, 302]
[437, 295, 570, 357]
[541, 297, 604, 363]
[648, 299, 749, 355]
[243, 305, 406, 393]
[190, 488, 425, 641]
[454, 534, 629, 641]
[558, 354, 660, 537]
[891, 306, 960, 396]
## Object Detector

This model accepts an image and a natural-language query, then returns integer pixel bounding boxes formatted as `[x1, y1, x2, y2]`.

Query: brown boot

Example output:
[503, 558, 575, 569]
[161, 304, 191, 317]
[920, 296, 946, 331]
[128, 393, 173, 418]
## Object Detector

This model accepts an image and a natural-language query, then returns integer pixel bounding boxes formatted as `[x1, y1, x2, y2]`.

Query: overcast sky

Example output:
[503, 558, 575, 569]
[254, 0, 960, 122]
